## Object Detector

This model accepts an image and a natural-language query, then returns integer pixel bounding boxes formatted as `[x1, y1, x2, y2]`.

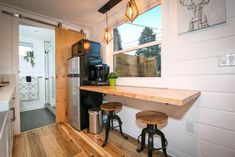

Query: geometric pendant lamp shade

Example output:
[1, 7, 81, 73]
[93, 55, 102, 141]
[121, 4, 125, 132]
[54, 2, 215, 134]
[103, 13, 113, 44]
[125, 0, 139, 22]
[104, 27, 112, 44]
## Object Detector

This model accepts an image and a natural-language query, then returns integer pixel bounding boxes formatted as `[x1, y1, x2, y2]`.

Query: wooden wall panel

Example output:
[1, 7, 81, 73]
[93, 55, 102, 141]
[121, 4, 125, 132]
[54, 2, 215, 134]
[55, 28, 85, 122]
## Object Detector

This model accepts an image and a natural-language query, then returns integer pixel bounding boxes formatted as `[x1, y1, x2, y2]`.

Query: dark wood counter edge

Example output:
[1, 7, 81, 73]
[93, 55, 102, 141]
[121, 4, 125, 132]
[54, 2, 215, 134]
[80, 85, 201, 106]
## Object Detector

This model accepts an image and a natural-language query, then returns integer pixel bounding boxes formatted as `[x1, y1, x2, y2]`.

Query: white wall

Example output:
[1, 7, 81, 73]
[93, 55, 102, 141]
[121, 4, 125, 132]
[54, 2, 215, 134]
[162, 0, 235, 156]
[0, 12, 13, 74]
[91, 0, 235, 156]
[0, 6, 20, 134]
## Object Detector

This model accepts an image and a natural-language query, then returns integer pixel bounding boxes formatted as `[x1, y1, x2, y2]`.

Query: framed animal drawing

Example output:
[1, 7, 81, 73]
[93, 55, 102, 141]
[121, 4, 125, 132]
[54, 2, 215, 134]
[178, 0, 226, 34]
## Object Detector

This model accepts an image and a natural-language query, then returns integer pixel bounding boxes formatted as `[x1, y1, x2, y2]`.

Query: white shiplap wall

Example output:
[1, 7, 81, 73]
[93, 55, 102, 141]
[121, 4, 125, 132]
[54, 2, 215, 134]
[91, 0, 235, 156]
[163, 0, 235, 156]
[0, 12, 12, 74]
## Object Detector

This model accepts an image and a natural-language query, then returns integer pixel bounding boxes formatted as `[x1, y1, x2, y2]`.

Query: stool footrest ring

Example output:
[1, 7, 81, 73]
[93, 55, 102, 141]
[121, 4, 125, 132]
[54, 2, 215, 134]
[137, 135, 168, 150]
[136, 124, 168, 157]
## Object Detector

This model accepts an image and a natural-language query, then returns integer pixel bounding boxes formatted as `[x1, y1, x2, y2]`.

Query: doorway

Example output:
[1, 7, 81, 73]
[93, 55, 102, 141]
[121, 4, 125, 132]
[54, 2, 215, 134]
[18, 24, 56, 132]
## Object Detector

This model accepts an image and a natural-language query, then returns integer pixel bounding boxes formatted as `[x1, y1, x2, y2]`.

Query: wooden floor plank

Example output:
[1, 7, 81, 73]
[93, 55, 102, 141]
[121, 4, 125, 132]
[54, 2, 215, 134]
[13, 123, 169, 157]
[82, 129, 127, 157]
[40, 134, 66, 157]
[36, 126, 52, 137]
[73, 152, 89, 157]
[104, 130, 146, 157]
[48, 124, 82, 157]
[61, 123, 106, 157]
[111, 130, 166, 156]
[13, 133, 31, 157]
[26, 131, 47, 157]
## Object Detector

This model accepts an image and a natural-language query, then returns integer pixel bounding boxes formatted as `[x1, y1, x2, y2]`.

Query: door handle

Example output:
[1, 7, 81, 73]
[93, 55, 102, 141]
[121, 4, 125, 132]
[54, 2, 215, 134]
[10, 107, 16, 122]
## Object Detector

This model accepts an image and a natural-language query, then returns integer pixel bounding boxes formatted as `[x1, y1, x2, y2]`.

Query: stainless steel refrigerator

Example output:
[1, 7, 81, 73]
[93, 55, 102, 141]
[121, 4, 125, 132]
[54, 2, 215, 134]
[68, 56, 81, 130]
[68, 39, 103, 131]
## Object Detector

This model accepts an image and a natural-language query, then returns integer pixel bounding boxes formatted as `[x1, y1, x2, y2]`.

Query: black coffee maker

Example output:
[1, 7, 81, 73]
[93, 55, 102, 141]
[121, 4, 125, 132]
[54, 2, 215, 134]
[89, 64, 110, 85]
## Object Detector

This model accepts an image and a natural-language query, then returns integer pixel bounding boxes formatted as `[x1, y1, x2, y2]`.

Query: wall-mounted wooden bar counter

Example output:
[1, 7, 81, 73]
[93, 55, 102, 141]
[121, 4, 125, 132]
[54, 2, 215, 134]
[80, 86, 201, 106]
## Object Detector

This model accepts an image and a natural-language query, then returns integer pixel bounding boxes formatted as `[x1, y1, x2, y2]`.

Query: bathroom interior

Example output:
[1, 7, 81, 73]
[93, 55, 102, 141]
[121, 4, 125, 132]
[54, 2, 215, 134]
[18, 24, 56, 131]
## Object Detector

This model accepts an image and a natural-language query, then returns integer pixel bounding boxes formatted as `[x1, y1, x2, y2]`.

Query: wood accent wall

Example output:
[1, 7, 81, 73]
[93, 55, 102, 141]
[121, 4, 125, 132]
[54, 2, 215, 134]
[55, 28, 85, 122]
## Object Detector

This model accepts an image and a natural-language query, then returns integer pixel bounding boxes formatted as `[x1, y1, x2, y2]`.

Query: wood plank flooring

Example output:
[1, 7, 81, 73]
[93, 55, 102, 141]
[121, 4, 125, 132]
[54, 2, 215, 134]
[13, 123, 167, 157]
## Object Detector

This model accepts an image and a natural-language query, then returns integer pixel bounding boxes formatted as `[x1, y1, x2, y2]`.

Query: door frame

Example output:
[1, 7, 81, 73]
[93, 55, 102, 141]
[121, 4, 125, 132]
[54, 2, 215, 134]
[16, 19, 56, 133]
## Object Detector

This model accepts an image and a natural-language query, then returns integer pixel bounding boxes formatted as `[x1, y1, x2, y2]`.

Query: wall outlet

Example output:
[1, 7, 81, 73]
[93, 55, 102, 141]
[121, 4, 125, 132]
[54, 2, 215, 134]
[186, 121, 194, 134]
[219, 53, 235, 67]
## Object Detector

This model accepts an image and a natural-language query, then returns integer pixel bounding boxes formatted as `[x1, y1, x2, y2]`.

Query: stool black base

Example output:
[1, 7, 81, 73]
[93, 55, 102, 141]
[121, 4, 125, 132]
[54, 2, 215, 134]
[137, 124, 168, 157]
[102, 111, 128, 147]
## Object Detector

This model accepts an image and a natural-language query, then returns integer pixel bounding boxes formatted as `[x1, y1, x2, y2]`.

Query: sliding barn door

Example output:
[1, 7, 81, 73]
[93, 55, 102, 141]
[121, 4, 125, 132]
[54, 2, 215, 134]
[55, 28, 85, 122]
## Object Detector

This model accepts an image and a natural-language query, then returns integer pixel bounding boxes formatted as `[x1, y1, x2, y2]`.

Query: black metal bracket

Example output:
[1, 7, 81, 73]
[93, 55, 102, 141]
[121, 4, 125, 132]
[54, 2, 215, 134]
[98, 0, 122, 14]
[136, 124, 168, 157]
[102, 111, 128, 147]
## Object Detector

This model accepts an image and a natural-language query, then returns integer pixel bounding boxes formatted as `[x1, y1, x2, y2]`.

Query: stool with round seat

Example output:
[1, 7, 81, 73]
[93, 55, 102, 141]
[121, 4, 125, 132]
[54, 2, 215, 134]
[101, 102, 128, 147]
[136, 111, 168, 157]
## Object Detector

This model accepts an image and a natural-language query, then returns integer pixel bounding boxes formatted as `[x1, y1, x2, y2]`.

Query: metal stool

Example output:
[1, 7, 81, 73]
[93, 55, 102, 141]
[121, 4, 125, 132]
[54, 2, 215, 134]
[136, 111, 168, 157]
[101, 102, 128, 147]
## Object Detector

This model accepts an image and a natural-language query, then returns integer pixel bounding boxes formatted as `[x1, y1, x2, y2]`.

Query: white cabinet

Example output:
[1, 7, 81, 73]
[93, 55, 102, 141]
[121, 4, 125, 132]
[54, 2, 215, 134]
[0, 87, 16, 157]
[0, 112, 9, 157]
[0, 106, 14, 157]
[8, 95, 15, 157]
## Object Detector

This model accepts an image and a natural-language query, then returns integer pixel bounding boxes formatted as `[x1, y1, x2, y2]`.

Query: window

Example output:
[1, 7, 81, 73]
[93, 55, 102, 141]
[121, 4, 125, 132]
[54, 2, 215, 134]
[19, 42, 34, 56]
[113, 5, 161, 77]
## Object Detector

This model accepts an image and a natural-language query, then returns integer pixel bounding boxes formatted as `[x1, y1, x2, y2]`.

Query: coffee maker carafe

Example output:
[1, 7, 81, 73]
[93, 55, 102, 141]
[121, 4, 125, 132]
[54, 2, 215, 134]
[89, 64, 109, 85]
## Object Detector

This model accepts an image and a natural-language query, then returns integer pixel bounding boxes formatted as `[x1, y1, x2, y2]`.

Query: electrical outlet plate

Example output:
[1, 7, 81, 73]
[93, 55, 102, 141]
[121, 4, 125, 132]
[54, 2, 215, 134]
[219, 53, 235, 67]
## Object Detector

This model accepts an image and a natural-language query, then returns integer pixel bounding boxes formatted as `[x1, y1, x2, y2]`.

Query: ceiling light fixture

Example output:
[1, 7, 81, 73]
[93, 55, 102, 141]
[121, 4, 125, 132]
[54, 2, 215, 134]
[125, 0, 139, 22]
[13, 13, 20, 18]
[103, 13, 112, 44]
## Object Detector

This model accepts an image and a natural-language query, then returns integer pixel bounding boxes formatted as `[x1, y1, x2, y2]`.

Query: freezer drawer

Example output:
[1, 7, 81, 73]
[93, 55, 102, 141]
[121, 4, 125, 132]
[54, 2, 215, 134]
[68, 77, 80, 130]
[68, 57, 80, 75]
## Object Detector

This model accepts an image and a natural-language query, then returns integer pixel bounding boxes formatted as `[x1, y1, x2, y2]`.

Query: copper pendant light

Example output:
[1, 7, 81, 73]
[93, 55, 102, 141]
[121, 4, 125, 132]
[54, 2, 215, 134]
[125, 0, 139, 22]
[104, 13, 112, 44]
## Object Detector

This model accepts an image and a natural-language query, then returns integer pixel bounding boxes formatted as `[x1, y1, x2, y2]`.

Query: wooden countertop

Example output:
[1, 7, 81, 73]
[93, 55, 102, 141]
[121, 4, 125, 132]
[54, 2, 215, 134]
[80, 85, 201, 106]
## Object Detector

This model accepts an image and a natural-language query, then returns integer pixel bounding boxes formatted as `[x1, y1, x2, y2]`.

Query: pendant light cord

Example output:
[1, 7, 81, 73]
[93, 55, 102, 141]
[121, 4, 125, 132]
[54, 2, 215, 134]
[106, 12, 108, 28]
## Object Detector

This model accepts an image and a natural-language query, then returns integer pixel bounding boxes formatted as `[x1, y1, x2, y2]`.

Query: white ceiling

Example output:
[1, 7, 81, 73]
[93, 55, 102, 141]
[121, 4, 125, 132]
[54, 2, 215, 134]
[19, 25, 55, 42]
[0, 0, 122, 29]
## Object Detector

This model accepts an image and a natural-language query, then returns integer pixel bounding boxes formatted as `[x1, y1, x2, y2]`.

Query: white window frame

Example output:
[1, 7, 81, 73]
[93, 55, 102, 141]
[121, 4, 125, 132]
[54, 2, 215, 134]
[19, 42, 34, 56]
[110, 3, 164, 88]
[113, 40, 161, 56]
